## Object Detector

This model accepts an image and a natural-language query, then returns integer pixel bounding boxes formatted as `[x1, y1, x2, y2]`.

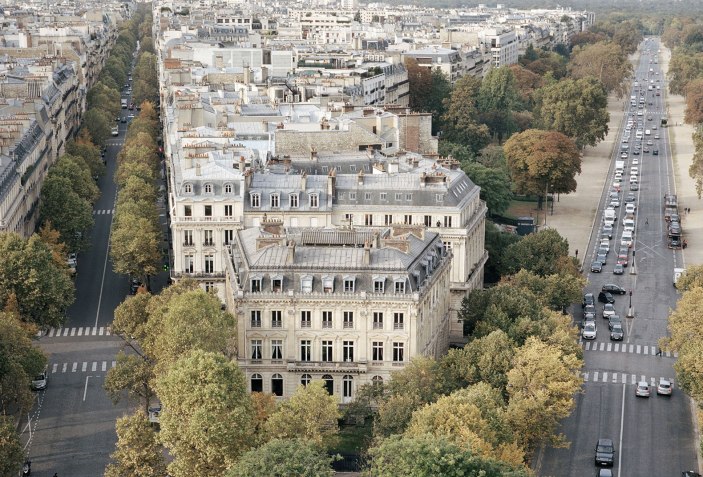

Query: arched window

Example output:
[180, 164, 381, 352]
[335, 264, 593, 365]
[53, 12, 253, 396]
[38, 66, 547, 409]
[301, 374, 312, 387]
[251, 373, 263, 393]
[322, 374, 334, 395]
[372, 375, 384, 386]
[183, 183, 192, 194]
[204, 183, 213, 194]
[271, 373, 284, 396]
[224, 183, 233, 194]
[342, 375, 353, 402]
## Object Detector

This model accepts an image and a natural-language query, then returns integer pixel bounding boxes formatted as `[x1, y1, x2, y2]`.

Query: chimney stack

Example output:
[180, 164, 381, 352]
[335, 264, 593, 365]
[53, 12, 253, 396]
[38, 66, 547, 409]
[286, 240, 296, 264]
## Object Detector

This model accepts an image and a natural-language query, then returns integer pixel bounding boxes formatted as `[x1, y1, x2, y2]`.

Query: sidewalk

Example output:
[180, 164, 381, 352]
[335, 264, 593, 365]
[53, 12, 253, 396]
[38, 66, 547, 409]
[659, 45, 702, 267]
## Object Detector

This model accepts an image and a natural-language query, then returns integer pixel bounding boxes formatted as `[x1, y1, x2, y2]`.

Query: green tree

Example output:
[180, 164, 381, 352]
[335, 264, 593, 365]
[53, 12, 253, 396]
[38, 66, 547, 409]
[405, 59, 451, 134]
[503, 129, 581, 203]
[104, 351, 154, 413]
[110, 212, 162, 281]
[82, 108, 113, 146]
[674, 264, 703, 291]
[506, 269, 585, 312]
[104, 412, 166, 477]
[50, 154, 100, 204]
[534, 77, 609, 149]
[689, 126, 703, 198]
[365, 434, 531, 477]
[461, 162, 512, 216]
[0, 313, 48, 414]
[155, 350, 254, 477]
[477, 66, 519, 142]
[0, 234, 75, 328]
[501, 228, 571, 277]
[0, 416, 23, 476]
[568, 41, 632, 98]
[483, 221, 521, 283]
[685, 78, 703, 125]
[265, 380, 340, 447]
[505, 336, 583, 452]
[39, 175, 94, 252]
[450, 330, 516, 394]
[117, 176, 157, 208]
[66, 135, 106, 179]
[441, 75, 491, 154]
[227, 439, 337, 477]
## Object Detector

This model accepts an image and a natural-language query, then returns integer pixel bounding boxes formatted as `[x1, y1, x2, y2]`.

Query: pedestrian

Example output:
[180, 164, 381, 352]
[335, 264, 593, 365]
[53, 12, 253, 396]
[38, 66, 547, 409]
[645, 217, 648, 225]
[683, 239, 688, 249]
[656, 348, 662, 356]
[575, 249, 579, 258]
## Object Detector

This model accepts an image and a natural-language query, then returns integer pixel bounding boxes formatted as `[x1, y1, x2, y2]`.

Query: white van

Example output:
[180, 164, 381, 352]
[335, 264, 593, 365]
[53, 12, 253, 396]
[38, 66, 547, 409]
[623, 218, 635, 232]
[630, 167, 639, 176]
[621, 230, 633, 247]
[645, 129, 651, 136]
[604, 208, 616, 222]
[629, 175, 638, 184]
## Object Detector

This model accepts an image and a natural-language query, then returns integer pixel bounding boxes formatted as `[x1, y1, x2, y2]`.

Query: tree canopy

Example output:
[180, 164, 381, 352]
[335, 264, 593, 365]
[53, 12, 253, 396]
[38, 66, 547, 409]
[104, 412, 166, 477]
[227, 439, 337, 477]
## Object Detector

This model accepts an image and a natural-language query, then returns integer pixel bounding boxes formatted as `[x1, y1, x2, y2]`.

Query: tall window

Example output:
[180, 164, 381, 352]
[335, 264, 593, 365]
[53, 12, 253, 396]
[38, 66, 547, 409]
[183, 230, 193, 246]
[301, 374, 311, 387]
[393, 312, 404, 330]
[250, 278, 262, 292]
[322, 311, 333, 328]
[374, 279, 384, 293]
[270, 194, 280, 208]
[343, 375, 353, 400]
[184, 205, 192, 217]
[204, 230, 213, 246]
[251, 374, 263, 392]
[289, 193, 299, 208]
[271, 310, 282, 328]
[322, 340, 333, 362]
[343, 278, 355, 293]
[300, 340, 311, 361]
[271, 340, 283, 360]
[184, 184, 192, 194]
[301, 276, 313, 293]
[251, 340, 262, 361]
[271, 276, 283, 292]
[224, 229, 234, 245]
[250, 310, 262, 328]
[204, 205, 212, 217]
[204, 255, 214, 273]
[184, 255, 194, 273]
[444, 216, 453, 227]
[424, 215, 432, 227]
[271, 374, 283, 397]
[301, 311, 311, 328]
[224, 184, 233, 194]
[322, 375, 334, 395]
[373, 312, 383, 329]
[364, 214, 373, 226]
[372, 341, 384, 362]
[384, 214, 393, 225]
[343, 311, 354, 329]
[394, 280, 405, 294]
[393, 342, 405, 363]
[204, 184, 213, 194]
[343, 341, 354, 362]
[404, 214, 412, 225]
[309, 194, 319, 208]
[224, 205, 233, 217]
[322, 276, 334, 293]
[251, 193, 260, 208]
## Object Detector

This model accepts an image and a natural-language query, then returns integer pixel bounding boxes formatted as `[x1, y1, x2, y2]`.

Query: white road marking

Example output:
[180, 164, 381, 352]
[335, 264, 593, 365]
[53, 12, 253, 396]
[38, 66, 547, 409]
[82, 362, 87, 372]
[91, 362, 97, 372]
[71, 362, 77, 372]
[101, 361, 107, 372]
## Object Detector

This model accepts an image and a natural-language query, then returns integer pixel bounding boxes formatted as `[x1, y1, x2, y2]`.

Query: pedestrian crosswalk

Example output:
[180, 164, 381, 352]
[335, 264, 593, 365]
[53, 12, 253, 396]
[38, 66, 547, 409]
[580, 340, 677, 358]
[93, 209, 114, 215]
[38, 326, 112, 338]
[51, 360, 117, 374]
[582, 371, 674, 388]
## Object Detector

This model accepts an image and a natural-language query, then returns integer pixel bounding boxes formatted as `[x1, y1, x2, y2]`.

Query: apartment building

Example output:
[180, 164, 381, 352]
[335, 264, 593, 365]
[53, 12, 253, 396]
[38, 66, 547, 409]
[224, 222, 452, 400]
[479, 28, 519, 68]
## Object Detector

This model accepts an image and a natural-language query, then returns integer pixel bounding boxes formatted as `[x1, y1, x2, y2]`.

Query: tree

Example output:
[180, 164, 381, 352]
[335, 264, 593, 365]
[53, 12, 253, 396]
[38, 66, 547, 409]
[509, 64, 543, 109]
[155, 350, 254, 477]
[501, 228, 571, 277]
[366, 434, 531, 477]
[568, 41, 632, 98]
[104, 412, 166, 477]
[227, 439, 337, 477]
[110, 213, 162, 280]
[66, 136, 106, 179]
[505, 336, 583, 453]
[115, 161, 156, 189]
[0, 234, 75, 328]
[503, 129, 581, 204]
[477, 67, 520, 142]
[405, 59, 451, 134]
[38, 221, 68, 266]
[674, 264, 703, 291]
[685, 78, 703, 124]
[0, 416, 23, 476]
[534, 77, 609, 149]
[461, 162, 512, 216]
[668, 52, 703, 96]
[265, 380, 340, 447]
[50, 154, 100, 204]
[663, 286, 703, 354]
[144, 290, 237, 369]
[505, 269, 585, 312]
[450, 330, 516, 394]
[483, 222, 521, 283]
[441, 75, 491, 154]
[82, 108, 113, 146]
[104, 351, 154, 413]
[405, 384, 525, 467]
[690, 126, 703, 198]
[117, 176, 157, 208]
[0, 313, 47, 415]
[39, 175, 94, 252]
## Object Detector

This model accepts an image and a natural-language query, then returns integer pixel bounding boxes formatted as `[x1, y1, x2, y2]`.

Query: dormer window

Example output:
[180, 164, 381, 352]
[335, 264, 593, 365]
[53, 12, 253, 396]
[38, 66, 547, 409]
[224, 183, 233, 194]
[301, 275, 313, 293]
[373, 276, 385, 293]
[183, 183, 193, 194]
[394, 278, 406, 294]
[250, 193, 260, 208]
[322, 275, 334, 293]
[271, 275, 283, 292]
[270, 193, 280, 208]
[204, 183, 213, 194]
[309, 193, 319, 208]
[250, 276, 262, 292]
[343, 276, 355, 293]
[290, 193, 299, 208]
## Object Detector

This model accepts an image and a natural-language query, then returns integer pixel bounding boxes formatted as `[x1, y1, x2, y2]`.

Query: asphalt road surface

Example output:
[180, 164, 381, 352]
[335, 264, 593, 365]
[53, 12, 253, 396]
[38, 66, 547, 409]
[538, 37, 697, 477]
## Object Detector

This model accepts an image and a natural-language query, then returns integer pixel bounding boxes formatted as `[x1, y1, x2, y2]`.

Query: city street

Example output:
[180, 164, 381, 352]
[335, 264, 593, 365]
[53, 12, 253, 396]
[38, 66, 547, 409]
[538, 37, 698, 476]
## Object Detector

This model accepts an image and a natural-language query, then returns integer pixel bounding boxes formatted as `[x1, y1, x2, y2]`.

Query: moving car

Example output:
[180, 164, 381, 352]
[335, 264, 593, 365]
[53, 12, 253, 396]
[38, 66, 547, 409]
[609, 323, 624, 341]
[31, 368, 48, 390]
[602, 284, 626, 295]
[591, 261, 603, 273]
[636, 381, 651, 397]
[595, 438, 615, 467]
[657, 378, 672, 396]
[597, 253, 607, 265]
[111, 126, 119, 136]
[598, 291, 615, 304]
[613, 263, 624, 275]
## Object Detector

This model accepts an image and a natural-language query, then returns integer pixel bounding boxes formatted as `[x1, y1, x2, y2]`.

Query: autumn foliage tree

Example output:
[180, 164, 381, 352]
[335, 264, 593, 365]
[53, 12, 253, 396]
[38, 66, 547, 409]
[684, 78, 703, 124]
[568, 41, 632, 98]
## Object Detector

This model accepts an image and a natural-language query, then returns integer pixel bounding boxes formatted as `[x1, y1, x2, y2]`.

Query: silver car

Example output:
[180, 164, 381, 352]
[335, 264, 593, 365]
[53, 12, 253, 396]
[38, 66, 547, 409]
[657, 378, 672, 396]
[582, 322, 597, 340]
[636, 381, 650, 397]
[31, 368, 48, 391]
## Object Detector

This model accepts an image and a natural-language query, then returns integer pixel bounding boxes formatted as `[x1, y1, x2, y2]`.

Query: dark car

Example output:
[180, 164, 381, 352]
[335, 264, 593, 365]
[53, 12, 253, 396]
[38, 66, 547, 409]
[610, 323, 624, 340]
[583, 293, 595, 308]
[584, 304, 596, 317]
[595, 438, 615, 467]
[683, 472, 702, 477]
[602, 284, 626, 295]
[129, 277, 142, 295]
[598, 291, 615, 304]
[591, 261, 603, 273]
[608, 314, 622, 330]
[625, 193, 636, 204]
[653, 149, 659, 155]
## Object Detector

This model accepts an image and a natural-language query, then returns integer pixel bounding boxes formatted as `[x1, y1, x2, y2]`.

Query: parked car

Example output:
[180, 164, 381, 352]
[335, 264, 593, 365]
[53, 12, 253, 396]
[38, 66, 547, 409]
[610, 323, 624, 341]
[598, 291, 615, 303]
[582, 321, 597, 340]
[584, 304, 597, 317]
[602, 303, 616, 318]
[31, 368, 48, 390]
[608, 314, 622, 330]
[583, 293, 595, 308]
[636, 381, 651, 397]
[595, 438, 615, 467]
[657, 378, 673, 396]
[602, 284, 626, 295]
[591, 261, 603, 273]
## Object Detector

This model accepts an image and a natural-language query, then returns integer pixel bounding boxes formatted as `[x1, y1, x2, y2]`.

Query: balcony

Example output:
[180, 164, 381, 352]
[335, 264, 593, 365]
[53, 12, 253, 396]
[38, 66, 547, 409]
[286, 360, 368, 374]
[171, 271, 225, 279]
[174, 216, 242, 224]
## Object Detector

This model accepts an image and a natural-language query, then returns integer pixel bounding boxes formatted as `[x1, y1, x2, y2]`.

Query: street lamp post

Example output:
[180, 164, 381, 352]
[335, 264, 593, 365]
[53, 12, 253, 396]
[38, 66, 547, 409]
[627, 290, 634, 318]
